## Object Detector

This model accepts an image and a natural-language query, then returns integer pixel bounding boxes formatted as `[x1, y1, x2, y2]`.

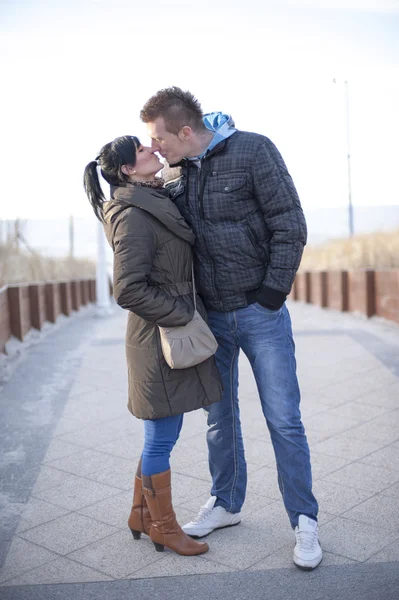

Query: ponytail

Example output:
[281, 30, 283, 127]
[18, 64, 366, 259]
[83, 136, 140, 221]
[83, 160, 106, 222]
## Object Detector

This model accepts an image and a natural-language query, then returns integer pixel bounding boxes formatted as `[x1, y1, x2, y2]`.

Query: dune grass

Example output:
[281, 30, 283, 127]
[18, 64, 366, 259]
[300, 229, 399, 271]
[1, 228, 398, 288]
[0, 242, 95, 288]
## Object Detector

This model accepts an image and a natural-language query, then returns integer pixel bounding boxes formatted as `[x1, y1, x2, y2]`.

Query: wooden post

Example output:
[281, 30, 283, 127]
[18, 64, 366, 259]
[8, 286, 23, 341]
[60, 282, 72, 316]
[29, 284, 45, 330]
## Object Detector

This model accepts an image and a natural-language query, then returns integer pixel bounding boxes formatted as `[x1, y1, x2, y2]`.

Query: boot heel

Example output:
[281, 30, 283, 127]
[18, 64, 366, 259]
[153, 542, 164, 552]
[130, 529, 141, 540]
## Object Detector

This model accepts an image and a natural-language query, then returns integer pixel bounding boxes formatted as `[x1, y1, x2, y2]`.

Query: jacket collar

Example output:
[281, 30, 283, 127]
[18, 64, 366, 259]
[104, 184, 195, 245]
[170, 138, 228, 169]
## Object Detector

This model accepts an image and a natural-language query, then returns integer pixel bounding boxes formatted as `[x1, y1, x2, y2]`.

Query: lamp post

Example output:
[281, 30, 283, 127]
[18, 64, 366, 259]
[345, 80, 354, 237]
[333, 78, 354, 237]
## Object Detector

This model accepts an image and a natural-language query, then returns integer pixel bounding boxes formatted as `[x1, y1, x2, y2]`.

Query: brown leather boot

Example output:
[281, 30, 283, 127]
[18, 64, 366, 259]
[143, 469, 209, 555]
[128, 461, 152, 539]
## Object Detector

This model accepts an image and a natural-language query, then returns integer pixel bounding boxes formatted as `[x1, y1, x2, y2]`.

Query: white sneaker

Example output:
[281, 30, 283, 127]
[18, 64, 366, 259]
[294, 515, 323, 570]
[182, 496, 241, 538]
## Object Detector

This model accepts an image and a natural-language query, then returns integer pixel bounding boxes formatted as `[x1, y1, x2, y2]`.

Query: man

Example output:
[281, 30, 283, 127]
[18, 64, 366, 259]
[140, 87, 322, 570]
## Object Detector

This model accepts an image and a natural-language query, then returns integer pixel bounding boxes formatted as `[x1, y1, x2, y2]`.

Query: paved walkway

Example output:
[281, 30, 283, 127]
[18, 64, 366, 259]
[0, 302, 398, 599]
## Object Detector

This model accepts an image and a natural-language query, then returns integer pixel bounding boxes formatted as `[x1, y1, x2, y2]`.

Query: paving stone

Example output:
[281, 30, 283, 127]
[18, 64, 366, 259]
[310, 379, 380, 406]
[342, 494, 399, 529]
[67, 383, 99, 399]
[244, 498, 335, 532]
[95, 435, 144, 461]
[359, 441, 399, 472]
[313, 479, 376, 515]
[247, 544, 357, 571]
[348, 420, 399, 445]
[178, 491, 268, 519]
[68, 529, 161, 578]
[366, 539, 399, 563]
[178, 414, 208, 438]
[369, 409, 399, 430]
[173, 459, 212, 482]
[0, 538, 58, 584]
[33, 476, 121, 511]
[246, 466, 281, 500]
[355, 381, 399, 409]
[241, 414, 274, 441]
[322, 401, 393, 424]
[2, 301, 399, 589]
[176, 436, 209, 462]
[380, 482, 399, 499]
[19, 512, 118, 555]
[46, 449, 132, 478]
[2, 557, 113, 586]
[78, 490, 134, 529]
[313, 434, 381, 461]
[193, 524, 285, 569]
[16, 497, 70, 533]
[60, 402, 119, 426]
[57, 421, 131, 450]
[242, 500, 296, 543]
[309, 452, 351, 480]
[305, 413, 360, 442]
[169, 445, 207, 470]
[319, 516, 398, 561]
[87, 461, 136, 491]
[128, 554, 233, 579]
[322, 462, 399, 494]
[51, 417, 86, 437]
[300, 401, 332, 419]
[31, 466, 79, 495]
[42, 439, 83, 463]
[239, 439, 277, 467]
[72, 368, 127, 394]
[174, 458, 260, 483]
[169, 472, 211, 505]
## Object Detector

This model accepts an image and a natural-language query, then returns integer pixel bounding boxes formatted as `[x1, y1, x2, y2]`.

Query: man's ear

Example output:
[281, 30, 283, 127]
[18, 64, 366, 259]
[178, 126, 192, 142]
[121, 164, 135, 176]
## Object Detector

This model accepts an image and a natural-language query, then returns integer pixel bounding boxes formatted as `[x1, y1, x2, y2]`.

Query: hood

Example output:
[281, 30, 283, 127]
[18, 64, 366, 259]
[203, 112, 236, 133]
[187, 112, 237, 161]
[104, 185, 195, 245]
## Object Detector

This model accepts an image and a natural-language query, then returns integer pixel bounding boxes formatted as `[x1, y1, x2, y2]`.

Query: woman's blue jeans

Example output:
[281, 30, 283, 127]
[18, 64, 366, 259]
[205, 302, 318, 529]
[141, 414, 183, 476]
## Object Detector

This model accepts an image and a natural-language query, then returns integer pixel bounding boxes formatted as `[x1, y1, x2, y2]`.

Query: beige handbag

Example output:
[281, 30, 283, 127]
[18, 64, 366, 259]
[159, 266, 218, 369]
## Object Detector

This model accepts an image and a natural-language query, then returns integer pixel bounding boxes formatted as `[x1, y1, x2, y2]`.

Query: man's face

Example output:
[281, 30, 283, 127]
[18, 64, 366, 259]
[146, 117, 187, 165]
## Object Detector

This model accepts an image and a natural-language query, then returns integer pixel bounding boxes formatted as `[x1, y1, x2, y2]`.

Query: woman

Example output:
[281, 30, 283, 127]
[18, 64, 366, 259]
[83, 135, 222, 556]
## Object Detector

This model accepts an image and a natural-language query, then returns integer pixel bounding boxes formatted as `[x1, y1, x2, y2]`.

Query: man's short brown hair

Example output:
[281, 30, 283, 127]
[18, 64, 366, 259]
[140, 86, 205, 135]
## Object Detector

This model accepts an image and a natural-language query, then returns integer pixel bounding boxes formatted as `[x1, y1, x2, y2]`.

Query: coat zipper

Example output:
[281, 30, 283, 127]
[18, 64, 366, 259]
[196, 159, 219, 305]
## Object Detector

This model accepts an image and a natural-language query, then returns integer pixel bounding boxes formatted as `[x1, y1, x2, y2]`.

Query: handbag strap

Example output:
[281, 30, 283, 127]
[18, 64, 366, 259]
[191, 263, 197, 312]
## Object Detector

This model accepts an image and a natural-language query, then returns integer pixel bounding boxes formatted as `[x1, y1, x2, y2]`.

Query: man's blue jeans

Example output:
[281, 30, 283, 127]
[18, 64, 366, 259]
[206, 302, 318, 529]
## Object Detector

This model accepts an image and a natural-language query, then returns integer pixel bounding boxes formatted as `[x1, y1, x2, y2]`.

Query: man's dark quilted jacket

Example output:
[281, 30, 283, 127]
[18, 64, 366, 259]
[167, 131, 307, 313]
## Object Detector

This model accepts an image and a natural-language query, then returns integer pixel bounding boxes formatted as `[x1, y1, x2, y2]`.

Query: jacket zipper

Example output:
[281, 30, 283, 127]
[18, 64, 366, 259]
[198, 161, 210, 219]
[196, 159, 219, 305]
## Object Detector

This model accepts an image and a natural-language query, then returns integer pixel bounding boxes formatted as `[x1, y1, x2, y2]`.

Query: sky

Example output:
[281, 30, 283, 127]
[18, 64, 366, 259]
[0, 0, 399, 219]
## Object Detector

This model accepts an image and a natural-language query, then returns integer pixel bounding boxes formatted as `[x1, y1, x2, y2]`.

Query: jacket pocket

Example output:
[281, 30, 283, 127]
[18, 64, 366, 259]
[205, 171, 252, 220]
[208, 173, 247, 194]
[245, 225, 261, 259]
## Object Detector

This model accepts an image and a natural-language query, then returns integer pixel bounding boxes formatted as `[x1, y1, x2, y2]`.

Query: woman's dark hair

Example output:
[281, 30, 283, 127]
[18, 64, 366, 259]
[83, 135, 140, 221]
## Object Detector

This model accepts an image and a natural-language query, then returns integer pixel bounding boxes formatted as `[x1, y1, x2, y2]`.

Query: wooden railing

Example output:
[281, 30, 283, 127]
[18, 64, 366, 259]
[0, 279, 96, 354]
[290, 269, 399, 324]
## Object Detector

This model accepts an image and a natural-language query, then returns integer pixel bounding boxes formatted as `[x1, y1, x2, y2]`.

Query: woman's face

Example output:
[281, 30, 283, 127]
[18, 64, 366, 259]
[133, 144, 162, 178]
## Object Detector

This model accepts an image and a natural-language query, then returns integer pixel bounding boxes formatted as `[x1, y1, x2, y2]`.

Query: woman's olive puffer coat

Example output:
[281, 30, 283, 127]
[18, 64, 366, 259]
[103, 184, 222, 419]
